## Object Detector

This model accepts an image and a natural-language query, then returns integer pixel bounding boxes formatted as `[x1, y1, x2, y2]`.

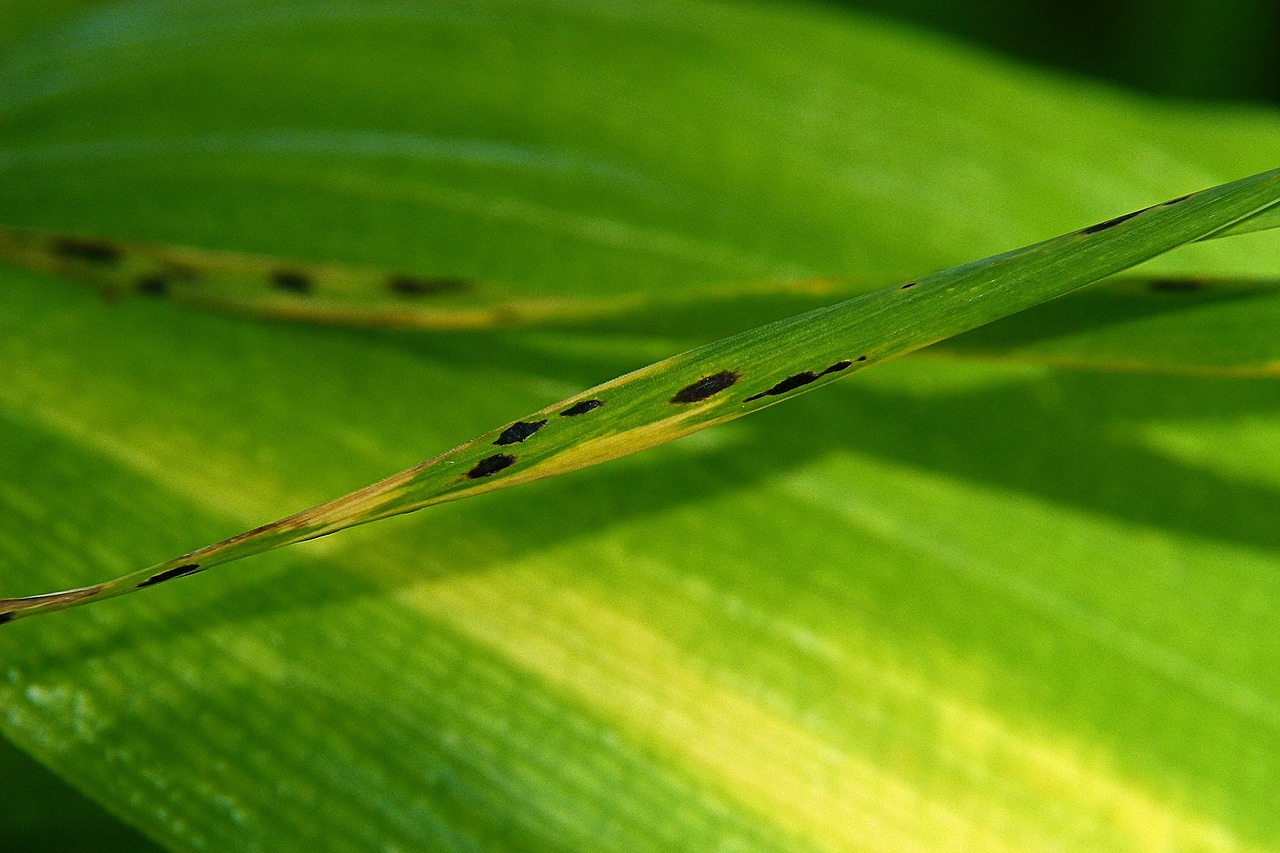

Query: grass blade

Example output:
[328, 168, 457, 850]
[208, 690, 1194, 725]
[3, 167, 1277, 623]
[7, 211, 1279, 334]
[1202, 199, 1280, 239]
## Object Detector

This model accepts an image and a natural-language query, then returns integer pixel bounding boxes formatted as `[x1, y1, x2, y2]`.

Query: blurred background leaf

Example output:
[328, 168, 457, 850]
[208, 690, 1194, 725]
[824, 0, 1280, 105]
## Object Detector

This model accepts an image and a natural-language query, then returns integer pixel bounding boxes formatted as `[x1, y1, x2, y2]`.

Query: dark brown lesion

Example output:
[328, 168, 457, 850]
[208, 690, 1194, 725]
[137, 563, 202, 589]
[494, 420, 547, 446]
[136, 274, 171, 296]
[900, 281, 918, 290]
[387, 274, 471, 297]
[743, 361, 854, 403]
[745, 372, 817, 402]
[467, 454, 516, 479]
[560, 400, 603, 417]
[271, 269, 313, 294]
[0, 612, 13, 625]
[670, 370, 740, 404]
[51, 237, 122, 265]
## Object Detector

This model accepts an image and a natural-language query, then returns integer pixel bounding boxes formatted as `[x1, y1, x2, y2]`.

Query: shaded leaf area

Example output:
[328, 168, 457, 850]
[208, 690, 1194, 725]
[1, 0, 1280, 850]
[935, 275, 1280, 374]
[0, 734, 160, 851]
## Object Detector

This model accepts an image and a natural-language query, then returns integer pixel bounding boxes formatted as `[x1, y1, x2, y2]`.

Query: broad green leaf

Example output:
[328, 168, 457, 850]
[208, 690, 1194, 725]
[3, 1, 1280, 851]
[3, 167, 1279, 621]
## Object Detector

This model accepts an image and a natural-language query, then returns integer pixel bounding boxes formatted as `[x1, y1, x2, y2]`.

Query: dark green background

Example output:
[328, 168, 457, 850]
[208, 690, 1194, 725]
[3, 0, 1276, 849]
[827, 0, 1280, 104]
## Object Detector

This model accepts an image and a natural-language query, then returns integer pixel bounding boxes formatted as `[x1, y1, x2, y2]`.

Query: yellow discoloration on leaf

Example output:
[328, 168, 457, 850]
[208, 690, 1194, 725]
[394, 563, 1258, 853]
[521, 411, 734, 482]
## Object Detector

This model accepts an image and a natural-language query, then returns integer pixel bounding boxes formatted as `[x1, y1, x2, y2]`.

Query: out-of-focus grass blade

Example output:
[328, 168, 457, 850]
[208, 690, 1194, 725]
[0, 224, 554, 329]
[0, 223, 850, 328]
[8, 221, 1280, 380]
[2, 167, 1277, 623]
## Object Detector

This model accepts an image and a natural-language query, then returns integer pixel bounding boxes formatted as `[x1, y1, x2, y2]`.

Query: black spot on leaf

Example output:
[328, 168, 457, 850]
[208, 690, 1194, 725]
[136, 274, 170, 296]
[388, 275, 471, 297]
[856, 355, 868, 362]
[0, 612, 12, 625]
[745, 372, 819, 402]
[467, 454, 516, 479]
[670, 370, 740, 404]
[271, 270, 312, 294]
[560, 400, 603, 416]
[494, 420, 547, 446]
[1082, 209, 1142, 234]
[900, 281, 917, 290]
[744, 360, 857, 402]
[138, 563, 202, 589]
[51, 237, 121, 265]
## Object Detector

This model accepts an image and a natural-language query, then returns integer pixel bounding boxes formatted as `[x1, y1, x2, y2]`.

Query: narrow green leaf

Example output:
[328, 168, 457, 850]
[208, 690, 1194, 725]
[4, 168, 1277, 622]
[1204, 199, 1280, 239]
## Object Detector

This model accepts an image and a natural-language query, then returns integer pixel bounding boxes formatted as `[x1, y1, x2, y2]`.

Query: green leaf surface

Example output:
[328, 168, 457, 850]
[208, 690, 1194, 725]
[2, 1, 1280, 851]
